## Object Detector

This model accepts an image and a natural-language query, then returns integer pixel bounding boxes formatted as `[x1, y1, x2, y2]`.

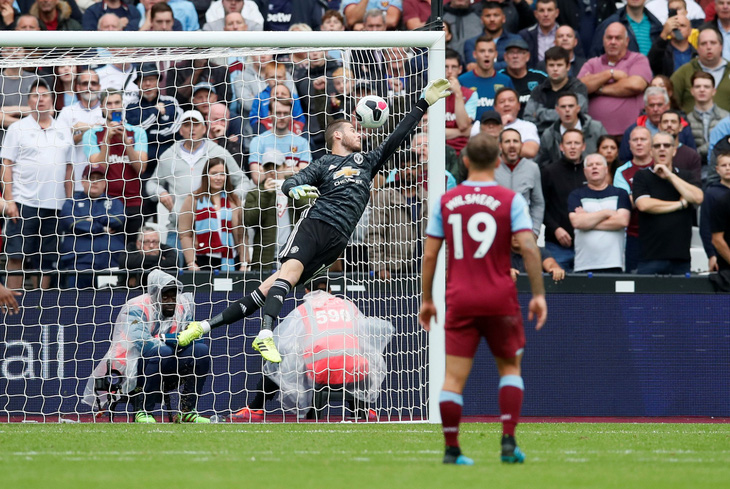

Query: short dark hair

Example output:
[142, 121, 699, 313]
[482, 1, 504, 12]
[536, 0, 559, 6]
[495, 86, 519, 103]
[465, 133, 500, 170]
[151, 2, 173, 19]
[325, 119, 351, 150]
[660, 109, 682, 122]
[445, 48, 462, 62]
[321, 9, 344, 26]
[498, 128, 522, 143]
[561, 128, 584, 143]
[691, 70, 715, 86]
[474, 35, 495, 49]
[544, 46, 570, 65]
[556, 92, 579, 106]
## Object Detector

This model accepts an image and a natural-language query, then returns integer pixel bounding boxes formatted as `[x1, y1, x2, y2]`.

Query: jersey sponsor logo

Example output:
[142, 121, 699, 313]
[334, 166, 361, 179]
[353, 153, 363, 164]
[445, 112, 457, 122]
[267, 12, 292, 23]
[476, 97, 495, 108]
[107, 154, 130, 164]
[518, 94, 531, 104]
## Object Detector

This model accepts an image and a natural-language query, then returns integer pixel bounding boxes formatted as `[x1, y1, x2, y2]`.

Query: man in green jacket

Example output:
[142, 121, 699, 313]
[671, 27, 730, 114]
[243, 150, 313, 277]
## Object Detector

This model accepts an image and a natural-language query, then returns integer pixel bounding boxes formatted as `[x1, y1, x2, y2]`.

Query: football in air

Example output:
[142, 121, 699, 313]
[355, 95, 389, 129]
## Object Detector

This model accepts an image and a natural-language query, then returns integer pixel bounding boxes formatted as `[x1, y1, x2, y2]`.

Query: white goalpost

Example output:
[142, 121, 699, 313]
[0, 30, 446, 423]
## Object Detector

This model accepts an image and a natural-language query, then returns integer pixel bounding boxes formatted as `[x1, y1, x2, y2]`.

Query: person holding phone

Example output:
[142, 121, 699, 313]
[647, 9, 695, 77]
[83, 88, 148, 243]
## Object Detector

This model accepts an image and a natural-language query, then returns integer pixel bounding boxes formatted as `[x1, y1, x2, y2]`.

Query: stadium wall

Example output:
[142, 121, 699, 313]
[1, 282, 729, 418]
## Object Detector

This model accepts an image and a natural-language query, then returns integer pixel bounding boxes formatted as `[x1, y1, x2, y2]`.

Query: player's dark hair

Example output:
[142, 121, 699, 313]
[498, 128, 521, 143]
[325, 119, 350, 150]
[561, 128, 584, 143]
[544, 46, 570, 64]
[555, 92, 579, 106]
[464, 133, 500, 170]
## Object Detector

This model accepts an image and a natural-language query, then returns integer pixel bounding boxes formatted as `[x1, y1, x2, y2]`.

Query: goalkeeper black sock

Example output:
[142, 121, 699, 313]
[261, 279, 291, 330]
[208, 287, 266, 329]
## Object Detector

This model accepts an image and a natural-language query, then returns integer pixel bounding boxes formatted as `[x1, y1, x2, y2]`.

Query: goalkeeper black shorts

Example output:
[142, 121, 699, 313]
[279, 215, 349, 285]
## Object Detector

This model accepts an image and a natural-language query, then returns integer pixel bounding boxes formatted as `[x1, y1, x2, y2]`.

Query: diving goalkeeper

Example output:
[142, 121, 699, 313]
[177, 79, 451, 362]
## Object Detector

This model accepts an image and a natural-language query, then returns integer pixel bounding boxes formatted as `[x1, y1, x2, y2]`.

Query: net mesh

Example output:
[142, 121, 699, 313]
[0, 41, 434, 422]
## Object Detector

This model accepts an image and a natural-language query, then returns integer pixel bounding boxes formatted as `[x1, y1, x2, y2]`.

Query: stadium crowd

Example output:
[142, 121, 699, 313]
[1, 0, 730, 289]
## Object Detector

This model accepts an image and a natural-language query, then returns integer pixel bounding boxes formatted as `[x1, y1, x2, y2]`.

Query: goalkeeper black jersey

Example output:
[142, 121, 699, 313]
[281, 99, 429, 239]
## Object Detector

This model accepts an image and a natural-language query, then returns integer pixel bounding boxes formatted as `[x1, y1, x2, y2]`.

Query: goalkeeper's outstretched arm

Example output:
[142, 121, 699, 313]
[373, 78, 451, 172]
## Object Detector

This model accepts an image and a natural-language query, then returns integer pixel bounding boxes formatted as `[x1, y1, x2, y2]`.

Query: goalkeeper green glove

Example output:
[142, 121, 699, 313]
[177, 321, 205, 347]
[289, 184, 319, 200]
[422, 78, 452, 106]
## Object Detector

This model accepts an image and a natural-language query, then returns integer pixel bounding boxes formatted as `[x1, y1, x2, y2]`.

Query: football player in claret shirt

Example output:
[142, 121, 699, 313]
[175, 79, 452, 363]
[419, 133, 547, 465]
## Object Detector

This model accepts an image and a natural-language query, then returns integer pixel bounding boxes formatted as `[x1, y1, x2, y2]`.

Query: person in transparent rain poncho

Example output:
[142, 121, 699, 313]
[83, 270, 210, 423]
[232, 277, 394, 421]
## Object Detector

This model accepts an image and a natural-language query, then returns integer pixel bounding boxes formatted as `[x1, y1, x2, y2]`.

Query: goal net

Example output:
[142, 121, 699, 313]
[0, 31, 446, 422]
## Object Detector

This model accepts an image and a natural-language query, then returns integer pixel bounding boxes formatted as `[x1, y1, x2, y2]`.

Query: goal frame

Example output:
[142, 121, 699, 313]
[0, 30, 447, 423]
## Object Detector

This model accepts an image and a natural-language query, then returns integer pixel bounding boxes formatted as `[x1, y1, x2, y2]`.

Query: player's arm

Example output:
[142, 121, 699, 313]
[514, 230, 547, 330]
[711, 231, 730, 266]
[418, 235, 443, 332]
[373, 79, 451, 172]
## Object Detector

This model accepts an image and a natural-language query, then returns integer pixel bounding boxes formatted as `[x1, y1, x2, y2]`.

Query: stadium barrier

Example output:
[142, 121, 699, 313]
[1, 274, 728, 419]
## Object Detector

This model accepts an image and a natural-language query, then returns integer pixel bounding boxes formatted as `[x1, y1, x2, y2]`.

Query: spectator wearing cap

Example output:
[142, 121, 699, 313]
[30, 0, 81, 30]
[125, 63, 183, 167]
[248, 97, 311, 185]
[478, 110, 503, 137]
[56, 69, 105, 193]
[82, 0, 141, 31]
[499, 36, 548, 118]
[203, 0, 264, 31]
[191, 81, 219, 120]
[1, 80, 73, 290]
[58, 163, 126, 287]
[83, 88, 148, 243]
[137, 0, 198, 31]
[147, 109, 249, 255]
[342, 0, 402, 30]
[243, 149, 314, 273]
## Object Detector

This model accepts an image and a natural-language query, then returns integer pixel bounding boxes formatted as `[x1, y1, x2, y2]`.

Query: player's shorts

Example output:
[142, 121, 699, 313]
[279, 215, 349, 285]
[445, 313, 525, 359]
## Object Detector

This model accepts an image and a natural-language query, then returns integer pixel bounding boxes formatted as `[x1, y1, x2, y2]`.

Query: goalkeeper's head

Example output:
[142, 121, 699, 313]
[463, 133, 500, 172]
[325, 120, 361, 154]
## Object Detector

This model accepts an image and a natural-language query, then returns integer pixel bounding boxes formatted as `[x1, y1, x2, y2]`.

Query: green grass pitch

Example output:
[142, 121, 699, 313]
[1, 423, 728, 488]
